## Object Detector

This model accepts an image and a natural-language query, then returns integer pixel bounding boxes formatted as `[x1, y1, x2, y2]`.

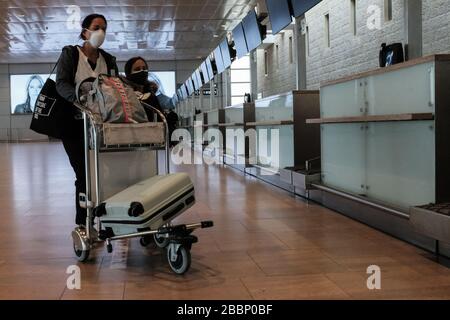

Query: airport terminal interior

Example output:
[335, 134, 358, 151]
[2, 0, 450, 300]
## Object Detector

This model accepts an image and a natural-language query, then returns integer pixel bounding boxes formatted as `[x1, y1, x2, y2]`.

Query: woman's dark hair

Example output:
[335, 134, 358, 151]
[79, 14, 108, 40]
[124, 57, 149, 77]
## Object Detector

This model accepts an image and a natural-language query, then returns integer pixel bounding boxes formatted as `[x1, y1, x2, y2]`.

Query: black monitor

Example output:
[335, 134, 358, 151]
[232, 22, 248, 59]
[205, 56, 214, 79]
[181, 84, 188, 99]
[290, 0, 322, 18]
[242, 10, 263, 52]
[200, 61, 210, 83]
[213, 45, 225, 74]
[186, 78, 194, 95]
[220, 39, 232, 69]
[192, 72, 200, 91]
[195, 69, 203, 87]
[266, 0, 292, 35]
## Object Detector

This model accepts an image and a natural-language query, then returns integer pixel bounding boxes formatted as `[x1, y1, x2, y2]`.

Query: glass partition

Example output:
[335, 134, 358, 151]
[255, 125, 295, 171]
[366, 121, 435, 208]
[254, 93, 294, 122]
[320, 60, 438, 209]
[224, 104, 244, 123]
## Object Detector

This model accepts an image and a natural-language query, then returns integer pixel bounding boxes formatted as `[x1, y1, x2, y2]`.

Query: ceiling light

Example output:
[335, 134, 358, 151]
[213, 34, 219, 38]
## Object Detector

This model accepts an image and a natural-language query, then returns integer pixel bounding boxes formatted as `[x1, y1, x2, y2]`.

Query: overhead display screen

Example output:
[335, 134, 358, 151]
[290, 0, 322, 18]
[266, 0, 292, 35]
[181, 84, 188, 98]
[205, 57, 214, 79]
[186, 78, 194, 95]
[195, 69, 203, 87]
[200, 61, 210, 83]
[219, 39, 232, 70]
[242, 10, 262, 52]
[192, 71, 200, 90]
[213, 45, 225, 74]
[232, 22, 249, 59]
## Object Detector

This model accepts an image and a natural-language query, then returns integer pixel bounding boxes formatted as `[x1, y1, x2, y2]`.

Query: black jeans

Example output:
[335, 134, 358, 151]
[62, 122, 87, 225]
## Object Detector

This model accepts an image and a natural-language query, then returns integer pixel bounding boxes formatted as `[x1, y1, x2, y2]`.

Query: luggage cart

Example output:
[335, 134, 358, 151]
[70, 100, 213, 274]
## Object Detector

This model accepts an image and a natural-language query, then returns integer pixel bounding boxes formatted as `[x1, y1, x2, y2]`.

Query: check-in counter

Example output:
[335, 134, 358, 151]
[221, 103, 254, 171]
[193, 113, 206, 150]
[202, 109, 223, 161]
[307, 54, 450, 255]
[246, 91, 320, 193]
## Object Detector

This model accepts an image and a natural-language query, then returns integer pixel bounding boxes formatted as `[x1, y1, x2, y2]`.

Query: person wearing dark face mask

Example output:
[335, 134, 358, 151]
[56, 14, 119, 229]
[124, 57, 162, 121]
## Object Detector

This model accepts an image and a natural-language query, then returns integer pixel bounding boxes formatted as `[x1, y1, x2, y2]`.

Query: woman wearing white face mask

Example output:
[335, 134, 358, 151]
[56, 14, 118, 229]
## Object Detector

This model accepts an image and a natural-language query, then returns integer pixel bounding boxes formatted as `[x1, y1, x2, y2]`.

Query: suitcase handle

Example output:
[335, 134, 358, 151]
[201, 221, 214, 229]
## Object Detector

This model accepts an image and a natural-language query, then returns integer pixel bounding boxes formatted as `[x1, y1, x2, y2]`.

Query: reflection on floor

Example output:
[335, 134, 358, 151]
[1, 142, 450, 300]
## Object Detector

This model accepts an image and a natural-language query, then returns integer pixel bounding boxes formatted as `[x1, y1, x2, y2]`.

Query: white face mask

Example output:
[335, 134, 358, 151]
[85, 29, 105, 49]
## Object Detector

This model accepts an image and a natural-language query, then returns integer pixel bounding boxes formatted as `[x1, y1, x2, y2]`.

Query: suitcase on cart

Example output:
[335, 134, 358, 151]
[95, 173, 195, 237]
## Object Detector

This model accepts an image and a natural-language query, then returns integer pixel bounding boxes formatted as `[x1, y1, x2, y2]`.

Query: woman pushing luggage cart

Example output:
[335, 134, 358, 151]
[70, 74, 213, 275]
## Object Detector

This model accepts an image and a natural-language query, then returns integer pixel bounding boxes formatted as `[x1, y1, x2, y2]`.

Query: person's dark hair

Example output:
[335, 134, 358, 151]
[124, 57, 149, 77]
[79, 14, 108, 40]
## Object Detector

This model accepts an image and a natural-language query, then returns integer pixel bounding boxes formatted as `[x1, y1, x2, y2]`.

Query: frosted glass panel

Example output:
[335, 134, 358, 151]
[207, 110, 219, 124]
[366, 121, 436, 208]
[256, 125, 294, 170]
[321, 80, 364, 117]
[225, 105, 243, 123]
[254, 93, 293, 122]
[225, 127, 245, 157]
[366, 62, 436, 115]
[321, 124, 366, 195]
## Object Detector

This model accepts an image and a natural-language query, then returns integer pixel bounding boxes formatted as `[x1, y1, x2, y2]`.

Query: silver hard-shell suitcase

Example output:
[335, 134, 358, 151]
[97, 173, 195, 236]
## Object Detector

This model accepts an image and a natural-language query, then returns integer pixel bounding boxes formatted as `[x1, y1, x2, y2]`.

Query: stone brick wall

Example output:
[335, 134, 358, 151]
[255, 29, 297, 98]
[422, 0, 450, 55]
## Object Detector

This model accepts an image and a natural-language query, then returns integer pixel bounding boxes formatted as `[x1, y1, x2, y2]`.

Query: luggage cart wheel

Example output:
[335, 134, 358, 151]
[139, 236, 152, 247]
[154, 233, 170, 248]
[73, 244, 90, 262]
[167, 244, 191, 275]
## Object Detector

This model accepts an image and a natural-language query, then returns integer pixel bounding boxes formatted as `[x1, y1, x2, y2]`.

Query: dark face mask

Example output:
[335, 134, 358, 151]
[128, 70, 149, 85]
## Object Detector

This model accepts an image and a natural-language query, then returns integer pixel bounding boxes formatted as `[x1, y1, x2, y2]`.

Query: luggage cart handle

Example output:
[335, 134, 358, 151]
[141, 102, 171, 175]
[72, 102, 100, 126]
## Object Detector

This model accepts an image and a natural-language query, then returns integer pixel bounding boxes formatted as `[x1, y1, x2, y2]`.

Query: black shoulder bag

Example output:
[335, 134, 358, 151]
[29, 56, 78, 139]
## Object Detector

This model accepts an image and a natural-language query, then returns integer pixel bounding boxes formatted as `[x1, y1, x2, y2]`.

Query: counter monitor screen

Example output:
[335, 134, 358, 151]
[186, 78, 194, 95]
[242, 10, 262, 52]
[182, 84, 188, 98]
[195, 69, 203, 87]
[180, 88, 185, 101]
[290, 0, 322, 18]
[206, 57, 214, 79]
[192, 72, 200, 91]
[232, 22, 249, 59]
[201, 61, 210, 83]
[213, 45, 225, 74]
[266, 0, 292, 35]
[220, 39, 232, 69]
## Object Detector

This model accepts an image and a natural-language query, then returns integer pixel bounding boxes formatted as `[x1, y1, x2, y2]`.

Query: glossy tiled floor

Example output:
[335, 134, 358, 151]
[1, 142, 450, 300]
